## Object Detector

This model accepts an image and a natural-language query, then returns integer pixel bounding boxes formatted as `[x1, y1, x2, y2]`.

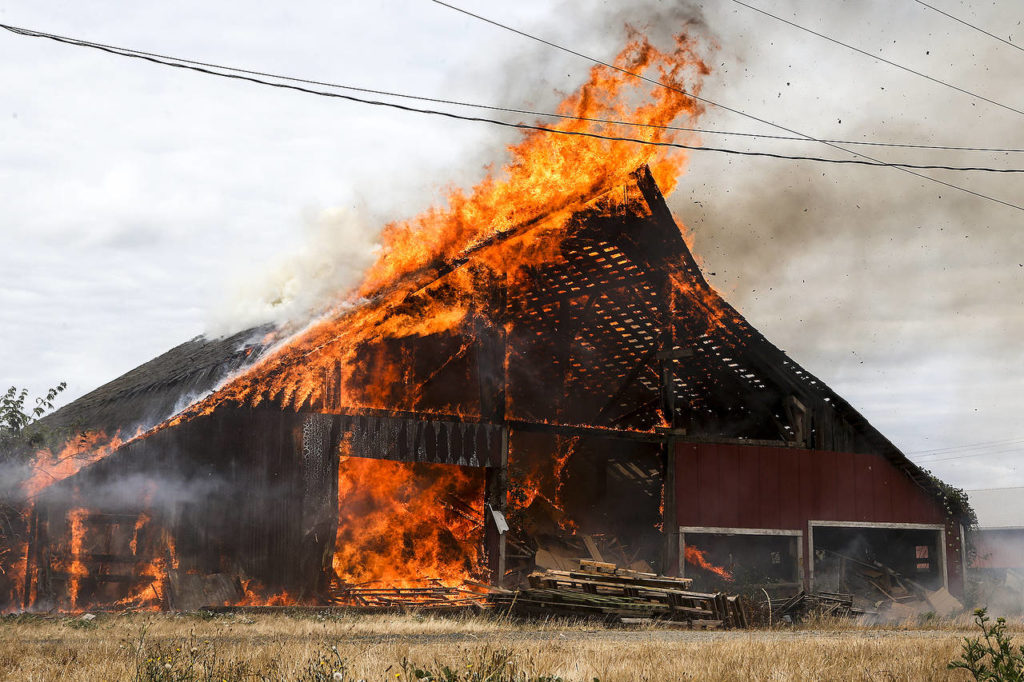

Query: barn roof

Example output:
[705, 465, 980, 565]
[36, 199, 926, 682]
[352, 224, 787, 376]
[33, 326, 269, 444]
[37, 166, 944, 505]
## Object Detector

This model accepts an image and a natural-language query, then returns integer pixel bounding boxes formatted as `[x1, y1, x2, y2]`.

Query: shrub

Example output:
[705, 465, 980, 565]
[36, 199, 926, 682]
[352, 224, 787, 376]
[949, 608, 1024, 681]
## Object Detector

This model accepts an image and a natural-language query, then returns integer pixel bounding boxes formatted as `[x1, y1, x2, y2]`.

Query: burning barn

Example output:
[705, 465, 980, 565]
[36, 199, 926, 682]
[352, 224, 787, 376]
[2, 166, 968, 612]
[0, 34, 969, 614]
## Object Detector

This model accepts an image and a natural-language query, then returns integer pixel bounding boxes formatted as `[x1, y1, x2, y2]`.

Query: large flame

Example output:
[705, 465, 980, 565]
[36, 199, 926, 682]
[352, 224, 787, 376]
[168, 29, 710, 423]
[66, 509, 88, 610]
[331, 449, 484, 589]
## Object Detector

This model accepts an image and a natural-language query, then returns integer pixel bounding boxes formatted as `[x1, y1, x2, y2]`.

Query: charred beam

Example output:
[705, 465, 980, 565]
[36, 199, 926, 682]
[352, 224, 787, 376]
[595, 345, 659, 425]
[507, 419, 664, 443]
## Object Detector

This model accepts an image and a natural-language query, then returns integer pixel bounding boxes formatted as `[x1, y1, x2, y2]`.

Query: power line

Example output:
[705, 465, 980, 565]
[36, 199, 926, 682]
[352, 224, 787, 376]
[916, 445, 1024, 462]
[7, 22, 1021, 155]
[913, 448, 1024, 465]
[5, 23, 1024, 180]
[428, 2, 1024, 213]
[730, 0, 1024, 118]
[908, 436, 1024, 457]
[912, 0, 1024, 54]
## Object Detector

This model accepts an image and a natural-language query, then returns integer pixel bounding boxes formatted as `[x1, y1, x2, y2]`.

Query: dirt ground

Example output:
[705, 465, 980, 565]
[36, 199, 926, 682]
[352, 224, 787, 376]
[0, 609, 1011, 681]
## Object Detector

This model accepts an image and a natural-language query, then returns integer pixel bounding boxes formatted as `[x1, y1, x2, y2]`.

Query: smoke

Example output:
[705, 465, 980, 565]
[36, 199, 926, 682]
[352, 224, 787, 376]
[200, 1, 1019, 486]
[207, 204, 381, 336]
[651, 1, 1024, 485]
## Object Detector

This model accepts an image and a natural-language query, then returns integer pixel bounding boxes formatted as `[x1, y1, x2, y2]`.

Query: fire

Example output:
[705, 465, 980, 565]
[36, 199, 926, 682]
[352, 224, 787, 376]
[331, 449, 484, 589]
[7, 26, 722, 609]
[236, 580, 296, 606]
[684, 545, 733, 581]
[67, 508, 88, 610]
[21, 429, 134, 499]
[114, 513, 176, 610]
[167, 28, 711, 425]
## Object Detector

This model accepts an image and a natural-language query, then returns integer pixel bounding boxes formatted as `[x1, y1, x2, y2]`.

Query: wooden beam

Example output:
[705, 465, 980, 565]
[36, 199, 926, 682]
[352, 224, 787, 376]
[507, 419, 664, 443]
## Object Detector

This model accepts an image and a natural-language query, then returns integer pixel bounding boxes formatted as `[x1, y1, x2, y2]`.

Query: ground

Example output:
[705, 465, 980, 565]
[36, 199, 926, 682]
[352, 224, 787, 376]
[0, 610, 1014, 681]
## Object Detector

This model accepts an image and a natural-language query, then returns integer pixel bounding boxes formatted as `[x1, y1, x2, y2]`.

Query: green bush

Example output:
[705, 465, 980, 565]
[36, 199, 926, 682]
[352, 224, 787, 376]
[949, 608, 1024, 681]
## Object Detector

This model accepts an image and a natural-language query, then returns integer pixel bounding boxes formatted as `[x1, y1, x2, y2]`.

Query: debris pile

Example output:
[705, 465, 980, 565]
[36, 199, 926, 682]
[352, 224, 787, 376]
[489, 559, 749, 628]
[767, 591, 862, 622]
[330, 584, 483, 608]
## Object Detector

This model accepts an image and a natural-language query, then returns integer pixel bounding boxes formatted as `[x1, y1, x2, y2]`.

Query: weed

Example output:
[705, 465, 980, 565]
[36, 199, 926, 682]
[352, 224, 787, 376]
[949, 608, 1024, 681]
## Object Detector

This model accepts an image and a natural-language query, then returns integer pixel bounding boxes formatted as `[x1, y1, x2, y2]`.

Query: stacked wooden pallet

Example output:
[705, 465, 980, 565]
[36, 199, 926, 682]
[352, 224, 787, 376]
[489, 560, 749, 628]
[330, 585, 482, 607]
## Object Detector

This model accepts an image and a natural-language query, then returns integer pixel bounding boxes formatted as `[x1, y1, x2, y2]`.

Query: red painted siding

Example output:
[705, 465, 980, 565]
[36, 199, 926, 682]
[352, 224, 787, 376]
[675, 443, 945, 530]
[673, 442, 965, 596]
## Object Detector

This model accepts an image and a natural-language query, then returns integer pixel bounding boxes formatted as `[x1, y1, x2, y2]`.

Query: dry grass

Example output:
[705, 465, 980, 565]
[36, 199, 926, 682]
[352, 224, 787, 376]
[0, 609, 1017, 681]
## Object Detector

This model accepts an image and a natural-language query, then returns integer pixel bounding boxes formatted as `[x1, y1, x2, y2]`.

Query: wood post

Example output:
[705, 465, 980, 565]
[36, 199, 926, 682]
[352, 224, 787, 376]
[477, 279, 509, 587]
[484, 429, 509, 586]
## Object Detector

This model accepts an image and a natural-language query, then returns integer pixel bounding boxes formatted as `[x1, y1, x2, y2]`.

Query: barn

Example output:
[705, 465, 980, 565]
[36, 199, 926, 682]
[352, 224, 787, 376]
[3, 166, 969, 612]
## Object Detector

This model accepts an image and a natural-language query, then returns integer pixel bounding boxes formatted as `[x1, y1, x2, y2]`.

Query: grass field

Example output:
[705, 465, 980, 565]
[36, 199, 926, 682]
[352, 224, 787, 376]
[0, 610, 1017, 681]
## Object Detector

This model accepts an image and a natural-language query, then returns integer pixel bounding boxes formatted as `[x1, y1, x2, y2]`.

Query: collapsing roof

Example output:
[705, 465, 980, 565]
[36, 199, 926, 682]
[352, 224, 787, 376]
[10, 165, 967, 613]
[39, 166, 937, 491]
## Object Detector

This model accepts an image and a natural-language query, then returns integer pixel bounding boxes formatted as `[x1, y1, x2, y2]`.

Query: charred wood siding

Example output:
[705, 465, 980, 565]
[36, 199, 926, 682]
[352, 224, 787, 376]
[34, 408, 334, 601]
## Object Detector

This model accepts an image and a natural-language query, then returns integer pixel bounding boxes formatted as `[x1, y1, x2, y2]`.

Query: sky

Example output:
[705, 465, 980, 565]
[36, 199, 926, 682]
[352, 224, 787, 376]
[1, 0, 1022, 494]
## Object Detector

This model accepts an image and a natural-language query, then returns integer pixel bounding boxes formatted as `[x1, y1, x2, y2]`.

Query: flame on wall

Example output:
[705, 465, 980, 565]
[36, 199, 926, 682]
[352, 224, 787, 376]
[684, 545, 733, 581]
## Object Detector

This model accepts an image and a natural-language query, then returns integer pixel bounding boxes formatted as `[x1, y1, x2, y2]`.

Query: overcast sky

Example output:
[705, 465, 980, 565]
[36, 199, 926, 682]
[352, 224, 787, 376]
[2, 1, 1022, 494]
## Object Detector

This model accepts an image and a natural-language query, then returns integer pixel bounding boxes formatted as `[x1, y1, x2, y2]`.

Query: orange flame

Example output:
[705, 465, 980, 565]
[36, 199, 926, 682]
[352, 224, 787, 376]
[331, 451, 484, 590]
[21, 427, 143, 499]
[684, 545, 733, 581]
[165, 29, 711, 426]
[67, 508, 88, 610]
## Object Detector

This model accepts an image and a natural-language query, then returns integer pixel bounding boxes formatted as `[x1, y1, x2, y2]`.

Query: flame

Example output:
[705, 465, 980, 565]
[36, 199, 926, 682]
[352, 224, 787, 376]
[236, 580, 296, 606]
[164, 28, 710, 425]
[331, 449, 484, 589]
[21, 430, 134, 499]
[113, 513, 177, 610]
[684, 545, 733, 581]
[67, 508, 88, 610]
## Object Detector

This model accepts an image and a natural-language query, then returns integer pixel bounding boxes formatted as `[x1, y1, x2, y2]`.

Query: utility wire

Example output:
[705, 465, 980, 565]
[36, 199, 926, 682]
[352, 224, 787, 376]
[6, 23, 1024, 179]
[913, 448, 1024, 465]
[912, 0, 1024, 54]
[730, 0, 1024, 118]
[908, 436, 1024, 456]
[916, 445, 1024, 461]
[429, 2, 1024, 213]
[6, 22, 1021, 154]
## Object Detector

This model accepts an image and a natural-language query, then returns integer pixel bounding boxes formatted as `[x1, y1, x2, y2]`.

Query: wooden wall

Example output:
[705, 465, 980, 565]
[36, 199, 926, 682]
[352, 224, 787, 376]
[673, 442, 964, 596]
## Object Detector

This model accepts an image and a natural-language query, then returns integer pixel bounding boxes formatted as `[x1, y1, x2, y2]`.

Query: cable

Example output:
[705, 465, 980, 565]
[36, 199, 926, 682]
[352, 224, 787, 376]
[6, 23, 1024, 179]
[730, 0, 1024, 118]
[912, 0, 1024, 54]
[428, 2, 1024, 213]
[917, 445, 1024, 462]
[908, 436, 1024, 457]
[7, 22, 1021, 154]
[913, 448, 1024, 465]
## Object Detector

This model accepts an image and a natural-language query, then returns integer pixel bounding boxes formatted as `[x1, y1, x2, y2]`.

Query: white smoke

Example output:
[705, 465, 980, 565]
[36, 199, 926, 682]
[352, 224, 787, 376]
[207, 205, 381, 336]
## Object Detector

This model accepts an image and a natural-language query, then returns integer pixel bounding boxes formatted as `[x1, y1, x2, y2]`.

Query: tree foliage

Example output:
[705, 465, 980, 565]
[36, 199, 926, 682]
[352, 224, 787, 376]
[921, 466, 978, 528]
[0, 382, 66, 454]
